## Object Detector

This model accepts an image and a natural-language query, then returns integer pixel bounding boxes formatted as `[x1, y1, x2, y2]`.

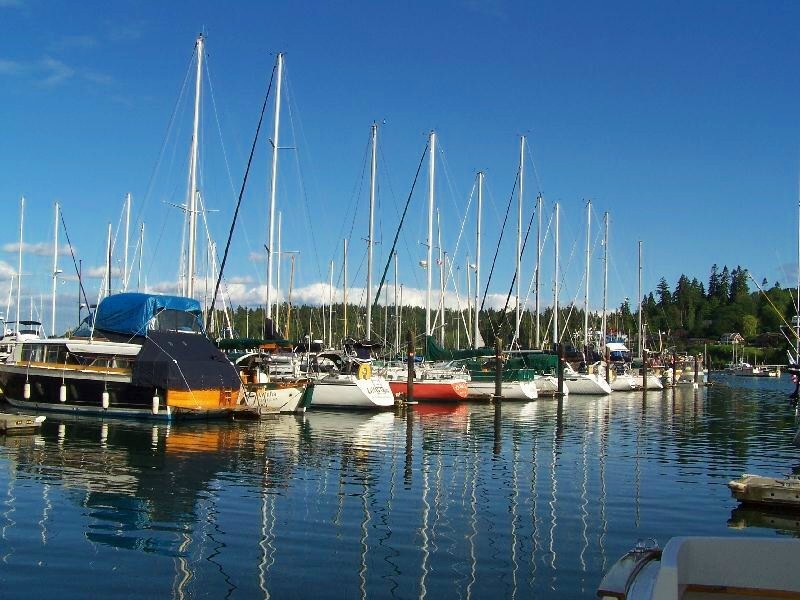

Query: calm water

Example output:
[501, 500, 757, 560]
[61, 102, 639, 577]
[0, 375, 798, 599]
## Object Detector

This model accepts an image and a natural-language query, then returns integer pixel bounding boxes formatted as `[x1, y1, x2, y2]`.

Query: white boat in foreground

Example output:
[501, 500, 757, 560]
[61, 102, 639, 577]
[597, 536, 800, 599]
[564, 364, 611, 395]
[304, 351, 394, 409]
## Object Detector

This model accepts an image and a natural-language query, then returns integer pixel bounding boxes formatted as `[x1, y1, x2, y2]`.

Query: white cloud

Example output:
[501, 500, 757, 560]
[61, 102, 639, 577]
[39, 56, 74, 86]
[2, 242, 73, 257]
[0, 58, 23, 74]
[84, 266, 124, 279]
[248, 251, 267, 263]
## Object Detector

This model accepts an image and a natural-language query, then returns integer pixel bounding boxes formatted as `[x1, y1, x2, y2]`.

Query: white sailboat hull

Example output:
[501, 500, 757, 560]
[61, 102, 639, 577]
[467, 379, 538, 400]
[309, 375, 394, 409]
[610, 373, 639, 391]
[565, 373, 612, 395]
[534, 375, 568, 396]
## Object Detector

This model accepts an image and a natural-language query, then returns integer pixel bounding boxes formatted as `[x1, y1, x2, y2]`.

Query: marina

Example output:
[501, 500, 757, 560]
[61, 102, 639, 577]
[2, 3, 800, 598]
[0, 374, 797, 598]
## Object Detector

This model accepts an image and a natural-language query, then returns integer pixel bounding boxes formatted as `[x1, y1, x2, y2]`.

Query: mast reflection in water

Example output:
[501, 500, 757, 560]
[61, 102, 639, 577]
[0, 374, 797, 599]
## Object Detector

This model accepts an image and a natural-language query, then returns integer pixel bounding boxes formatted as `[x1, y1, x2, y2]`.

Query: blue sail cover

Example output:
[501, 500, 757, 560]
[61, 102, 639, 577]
[94, 293, 203, 337]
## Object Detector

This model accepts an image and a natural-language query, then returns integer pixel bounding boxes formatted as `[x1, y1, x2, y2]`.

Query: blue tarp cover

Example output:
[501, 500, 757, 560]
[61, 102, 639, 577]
[94, 293, 203, 336]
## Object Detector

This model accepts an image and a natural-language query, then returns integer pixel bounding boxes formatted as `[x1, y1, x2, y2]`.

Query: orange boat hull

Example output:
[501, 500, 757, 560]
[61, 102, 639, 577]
[388, 380, 468, 401]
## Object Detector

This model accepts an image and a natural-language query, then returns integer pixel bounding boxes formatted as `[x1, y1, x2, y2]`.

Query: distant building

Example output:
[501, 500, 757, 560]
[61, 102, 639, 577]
[719, 332, 744, 344]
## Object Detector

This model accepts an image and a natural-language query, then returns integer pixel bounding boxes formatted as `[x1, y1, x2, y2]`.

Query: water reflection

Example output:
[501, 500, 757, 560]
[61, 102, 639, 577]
[0, 374, 796, 598]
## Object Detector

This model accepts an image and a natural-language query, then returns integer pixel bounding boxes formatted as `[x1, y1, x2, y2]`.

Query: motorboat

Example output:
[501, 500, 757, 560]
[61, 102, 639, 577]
[597, 536, 800, 599]
[0, 293, 248, 420]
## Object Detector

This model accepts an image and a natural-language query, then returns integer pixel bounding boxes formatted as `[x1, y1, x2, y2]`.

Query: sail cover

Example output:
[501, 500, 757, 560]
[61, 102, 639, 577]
[94, 293, 203, 337]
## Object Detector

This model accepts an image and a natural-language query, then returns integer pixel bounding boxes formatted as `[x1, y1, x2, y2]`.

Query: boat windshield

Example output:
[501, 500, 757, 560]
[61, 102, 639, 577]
[150, 309, 204, 334]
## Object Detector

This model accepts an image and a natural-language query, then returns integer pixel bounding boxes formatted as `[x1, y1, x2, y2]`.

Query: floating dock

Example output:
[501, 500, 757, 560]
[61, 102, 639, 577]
[0, 412, 45, 434]
[728, 474, 800, 508]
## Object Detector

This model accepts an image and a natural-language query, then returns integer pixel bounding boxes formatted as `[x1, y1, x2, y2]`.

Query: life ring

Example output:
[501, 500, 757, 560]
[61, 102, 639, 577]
[357, 363, 372, 380]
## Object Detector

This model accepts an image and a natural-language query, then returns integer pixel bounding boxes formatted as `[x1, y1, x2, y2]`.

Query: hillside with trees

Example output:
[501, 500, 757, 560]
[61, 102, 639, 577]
[211, 264, 795, 367]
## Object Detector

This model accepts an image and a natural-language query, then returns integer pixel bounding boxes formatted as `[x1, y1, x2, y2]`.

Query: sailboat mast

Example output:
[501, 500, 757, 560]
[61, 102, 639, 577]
[638, 240, 643, 357]
[794, 196, 800, 362]
[602, 211, 609, 352]
[51, 201, 59, 336]
[426, 131, 436, 337]
[123, 193, 131, 291]
[15, 197, 23, 333]
[105, 222, 112, 298]
[138, 224, 144, 292]
[437, 209, 445, 346]
[535, 194, 542, 348]
[266, 52, 284, 321]
[516, 136, 524, 347]
[394, 251, 399, 354]
[553, 202, 559, 346]
[466, 254, 472, 347]
[475, 171, 482, 349]
[276, 211, 282, 331]
[367, 122, 377, 340]
[584, 200, 591, 352]
[328, 260, 334, 347]
[343, 238, 348, 338]
[186, 34, 203, 299]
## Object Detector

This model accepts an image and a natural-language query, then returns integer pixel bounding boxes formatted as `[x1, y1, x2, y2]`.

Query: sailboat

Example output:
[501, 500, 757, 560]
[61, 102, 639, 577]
[297, 124, 394, 409]
[0, 36, 253, 420]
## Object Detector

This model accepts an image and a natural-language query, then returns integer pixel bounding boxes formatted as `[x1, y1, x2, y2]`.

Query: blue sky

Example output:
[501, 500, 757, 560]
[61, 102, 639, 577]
[1, 0, 799, 334]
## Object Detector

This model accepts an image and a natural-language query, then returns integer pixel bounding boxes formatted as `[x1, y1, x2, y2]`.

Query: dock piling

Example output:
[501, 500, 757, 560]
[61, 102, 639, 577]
[406, 331, 415, 404]
[494, 336, 502, 400]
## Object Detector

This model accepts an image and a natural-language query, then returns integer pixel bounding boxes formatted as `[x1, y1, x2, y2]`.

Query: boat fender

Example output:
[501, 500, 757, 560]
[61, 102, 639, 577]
[102, 391, 110, 410]
[23, 382, 30, 400]
[152, 394, 160, 415]
[358, 363, 372, 380]
[59, 385, 67, 403]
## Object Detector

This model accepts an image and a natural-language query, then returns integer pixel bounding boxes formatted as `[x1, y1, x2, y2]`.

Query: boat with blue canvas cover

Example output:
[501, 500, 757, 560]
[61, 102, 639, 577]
[0, 293, 247, 420]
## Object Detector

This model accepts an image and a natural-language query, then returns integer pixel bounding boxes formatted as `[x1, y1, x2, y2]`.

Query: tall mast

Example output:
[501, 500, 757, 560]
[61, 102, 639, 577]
[638, 240, 643, 357]
[15, 197, 23, 332]
[343, 238, 348, 339]
[601, 212, 609, 352]
[583, 200, 591, 351]
[437, 209, 445, 346]
[535, 194, 542, 349]
[553, 202, 559, 346]
[276, 211, 282, 331]
[51, 201, 59, 336]
[185, 34, 203, 299]
[367, 122, 377, 339]
[474, 171, 483, 349]
[138, 223, 144, 292]
[796, 197, 799, 359]
[394, 251, 399, 354]
[516, 136, 524, 347]
[266, 52, 284, 321]
[466, 254, 472, 347]
[123, 193, 131, 291]
[426, 131, 436, 337]
[105, 222, 112, 298]
[328, 260, 334, 347]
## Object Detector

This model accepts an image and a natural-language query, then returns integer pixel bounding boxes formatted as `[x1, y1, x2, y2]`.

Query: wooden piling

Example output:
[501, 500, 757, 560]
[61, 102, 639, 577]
[605, 346, 610, 384]
[694, 354, 699, 385]
[406, 331, 415, 403]
[557, 343, 565, 398]
[494, 336, 502, 400]
[642, 350, 648, 395]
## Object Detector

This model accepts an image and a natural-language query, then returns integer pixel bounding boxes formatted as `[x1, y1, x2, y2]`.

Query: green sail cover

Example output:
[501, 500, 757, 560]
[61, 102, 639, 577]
[424, 335, 494, 361]
[424, 336, 558, 374]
